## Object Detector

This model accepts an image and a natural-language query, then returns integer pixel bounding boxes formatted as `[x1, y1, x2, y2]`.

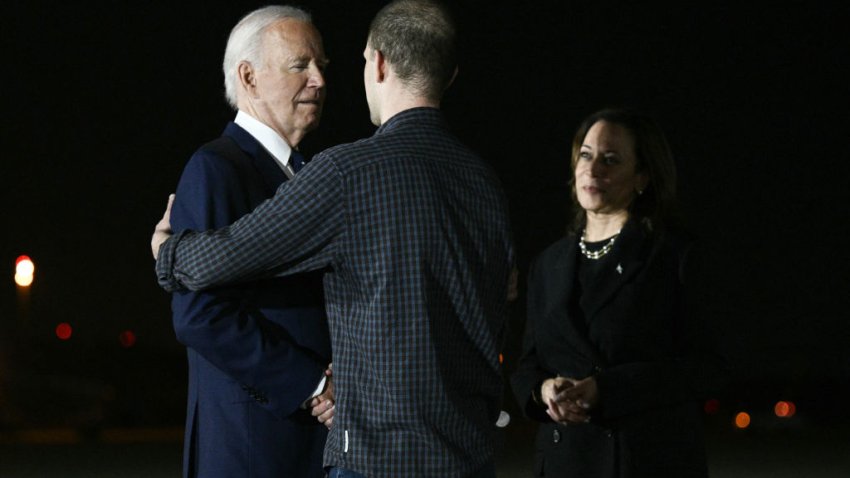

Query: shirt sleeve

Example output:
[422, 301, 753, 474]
[157, 153, 345, 292]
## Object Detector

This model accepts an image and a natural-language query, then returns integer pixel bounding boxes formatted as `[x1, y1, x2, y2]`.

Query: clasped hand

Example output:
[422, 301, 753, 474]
[541, 375, 599, 425]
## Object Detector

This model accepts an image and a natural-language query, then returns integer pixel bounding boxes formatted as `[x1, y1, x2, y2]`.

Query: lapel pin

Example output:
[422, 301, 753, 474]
[616, 264, 623, 274]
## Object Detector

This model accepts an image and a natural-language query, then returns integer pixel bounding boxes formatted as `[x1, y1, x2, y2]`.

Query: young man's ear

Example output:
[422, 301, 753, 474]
[374, 49, 387, 82]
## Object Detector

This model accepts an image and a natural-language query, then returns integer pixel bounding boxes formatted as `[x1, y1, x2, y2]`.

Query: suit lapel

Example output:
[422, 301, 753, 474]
[223, 122, 289, 193]
[579, 219, 649, 320]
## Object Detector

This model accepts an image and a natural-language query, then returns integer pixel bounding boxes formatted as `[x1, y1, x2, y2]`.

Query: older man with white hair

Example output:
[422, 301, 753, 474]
[166, 5, 332, 478]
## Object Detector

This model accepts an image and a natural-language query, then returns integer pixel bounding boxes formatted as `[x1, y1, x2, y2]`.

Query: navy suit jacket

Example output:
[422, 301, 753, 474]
[170, 122, 331, 478]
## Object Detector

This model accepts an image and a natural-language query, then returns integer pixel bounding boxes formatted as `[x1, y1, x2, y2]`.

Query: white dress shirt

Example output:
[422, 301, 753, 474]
[234, 110, 297, 176]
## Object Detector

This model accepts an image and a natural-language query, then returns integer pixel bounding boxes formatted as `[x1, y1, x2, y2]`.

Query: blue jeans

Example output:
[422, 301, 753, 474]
[327, 462, 495, 478]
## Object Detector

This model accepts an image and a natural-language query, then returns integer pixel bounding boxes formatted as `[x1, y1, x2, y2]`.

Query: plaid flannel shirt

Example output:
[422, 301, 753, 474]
[157, 107, 514, 477]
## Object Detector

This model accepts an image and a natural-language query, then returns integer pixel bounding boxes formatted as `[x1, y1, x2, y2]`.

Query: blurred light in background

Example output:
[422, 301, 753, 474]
[56, 322, 73, 340]
[15, 255, 35, 287]
[704, 398, 721, 414]
[774, 400, 797, 418]
[15, 273, 34, 287]
[734, 411, 751, 429]
[119, 330, 137, 348]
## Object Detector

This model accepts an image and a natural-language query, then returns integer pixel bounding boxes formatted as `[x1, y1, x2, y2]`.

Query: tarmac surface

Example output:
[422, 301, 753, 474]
[2, 422, 848, 477]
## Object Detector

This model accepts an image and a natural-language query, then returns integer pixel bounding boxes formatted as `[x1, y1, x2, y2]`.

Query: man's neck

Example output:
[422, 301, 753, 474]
[234, 110, 295, 169]
[379, 91, 439, 125]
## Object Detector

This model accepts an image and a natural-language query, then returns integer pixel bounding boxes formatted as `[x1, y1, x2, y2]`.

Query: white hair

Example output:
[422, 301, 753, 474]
[222, 5, 312, 109]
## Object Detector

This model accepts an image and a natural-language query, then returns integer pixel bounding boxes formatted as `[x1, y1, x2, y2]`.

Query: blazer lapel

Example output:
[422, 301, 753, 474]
[579, 220, 649, 320]
[223, 122, 289, 194]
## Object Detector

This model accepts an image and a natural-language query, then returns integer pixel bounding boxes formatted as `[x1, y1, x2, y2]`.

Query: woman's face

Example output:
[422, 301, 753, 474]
[574, 120, 648, 216]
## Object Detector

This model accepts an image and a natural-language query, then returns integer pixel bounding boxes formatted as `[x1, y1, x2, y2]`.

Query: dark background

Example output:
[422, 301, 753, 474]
[2, 0, 849, 475]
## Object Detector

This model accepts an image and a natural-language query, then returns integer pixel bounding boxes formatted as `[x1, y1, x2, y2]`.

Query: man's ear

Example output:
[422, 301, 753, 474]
[237, 61, 257, 96]
[374, 49, 387, 83]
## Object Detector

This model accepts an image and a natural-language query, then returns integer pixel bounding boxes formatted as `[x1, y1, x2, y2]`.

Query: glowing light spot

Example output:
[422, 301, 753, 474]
[704, 398, 720, 414]
[14, 255, 35, 287]
[15, 273, 34, 287]
[56, 323, 73, 340]
[775, 401, 796, 418]
[119, 330, 137, 348]
[734, 412, 751, 429]
[16, 256, 35, 275]
[498, 353, 504, 364]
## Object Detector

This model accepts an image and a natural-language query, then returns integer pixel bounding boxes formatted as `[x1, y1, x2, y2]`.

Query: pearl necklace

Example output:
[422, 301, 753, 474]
[579, 230, 619, 260]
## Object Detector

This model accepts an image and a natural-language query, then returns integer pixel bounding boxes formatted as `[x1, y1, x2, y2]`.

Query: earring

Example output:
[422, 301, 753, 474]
[636, 188, 644, 195]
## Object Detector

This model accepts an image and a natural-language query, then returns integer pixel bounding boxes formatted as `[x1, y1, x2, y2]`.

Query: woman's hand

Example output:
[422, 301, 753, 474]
[541, 376, 595, 425]
[557, 376, 599, 413]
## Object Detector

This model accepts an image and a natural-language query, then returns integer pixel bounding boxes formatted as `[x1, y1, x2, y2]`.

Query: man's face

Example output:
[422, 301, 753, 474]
[251, 19, 327, 146]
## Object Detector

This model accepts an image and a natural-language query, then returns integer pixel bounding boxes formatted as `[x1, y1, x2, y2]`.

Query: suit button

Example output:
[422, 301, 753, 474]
[552, 429, 561, 443]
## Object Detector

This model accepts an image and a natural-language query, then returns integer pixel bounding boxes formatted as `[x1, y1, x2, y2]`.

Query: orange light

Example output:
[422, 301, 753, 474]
[56, 323, 73, 340]
[774, 401, 796, 418]
[734, 412, 751, 429]
[498, 353, 504, 364]
[119, 330, 137, 348]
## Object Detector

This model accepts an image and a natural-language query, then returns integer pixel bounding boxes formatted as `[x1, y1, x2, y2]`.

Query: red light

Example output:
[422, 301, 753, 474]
[56, 323, 73, 340]
[119, 330, 137, 348]
[16, 255, 31, 266]
[774, 401, 796, 418]
[704, 398, 720, 414]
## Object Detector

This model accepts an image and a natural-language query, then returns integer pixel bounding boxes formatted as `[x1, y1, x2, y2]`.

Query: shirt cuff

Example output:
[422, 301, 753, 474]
[301, 375, 327, 409]
[156, 230, 188, 291]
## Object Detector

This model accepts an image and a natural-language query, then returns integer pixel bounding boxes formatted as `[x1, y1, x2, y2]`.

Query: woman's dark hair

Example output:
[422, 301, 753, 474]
[568, 108, 680, 232]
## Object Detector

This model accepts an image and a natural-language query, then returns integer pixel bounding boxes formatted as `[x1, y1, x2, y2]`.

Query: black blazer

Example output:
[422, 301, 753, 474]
[511, 219, 727, 478]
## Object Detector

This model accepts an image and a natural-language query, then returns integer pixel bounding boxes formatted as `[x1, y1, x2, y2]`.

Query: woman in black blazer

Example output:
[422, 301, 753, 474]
[511, 109, 727, 477]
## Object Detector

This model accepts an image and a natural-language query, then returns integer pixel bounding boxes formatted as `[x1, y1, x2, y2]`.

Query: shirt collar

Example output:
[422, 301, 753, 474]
[234, 110, 294, 169]
[376, 107, 443, 135]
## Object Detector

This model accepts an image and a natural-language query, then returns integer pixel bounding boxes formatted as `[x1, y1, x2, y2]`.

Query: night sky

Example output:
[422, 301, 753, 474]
[2, 1, 849, 428]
